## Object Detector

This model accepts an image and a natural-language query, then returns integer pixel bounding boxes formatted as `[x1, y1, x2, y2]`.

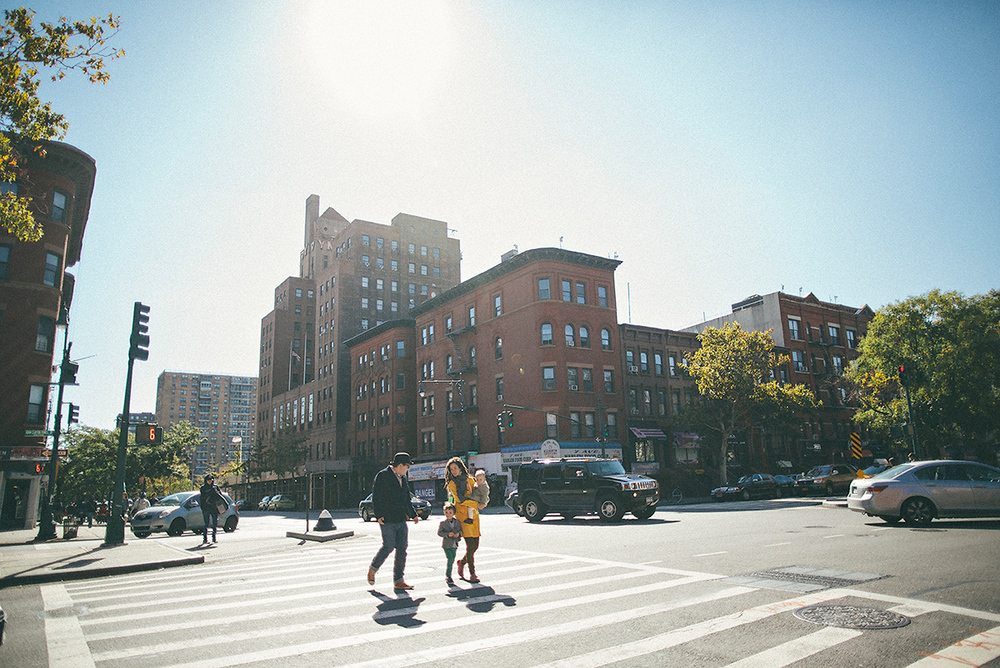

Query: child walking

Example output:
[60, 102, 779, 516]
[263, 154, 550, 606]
[438, 502, 462, 586]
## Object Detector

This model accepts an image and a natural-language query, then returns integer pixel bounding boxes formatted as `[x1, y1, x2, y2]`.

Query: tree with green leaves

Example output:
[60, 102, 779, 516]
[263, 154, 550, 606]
[1, 7, 122, 240]
[846, 290, 1000, 463]
[680, 323, 818, 485]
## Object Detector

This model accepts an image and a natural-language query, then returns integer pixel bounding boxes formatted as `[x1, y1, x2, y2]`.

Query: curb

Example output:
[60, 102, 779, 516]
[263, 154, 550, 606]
[0, 555, 204, 589]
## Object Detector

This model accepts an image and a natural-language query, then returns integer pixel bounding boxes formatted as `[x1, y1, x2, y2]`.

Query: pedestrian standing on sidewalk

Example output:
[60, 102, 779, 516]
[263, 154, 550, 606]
[199, 474, 224, 544]
[367, 452, 419, 590]
[438, 502, 462, 586]
[131, 492, 150, 518]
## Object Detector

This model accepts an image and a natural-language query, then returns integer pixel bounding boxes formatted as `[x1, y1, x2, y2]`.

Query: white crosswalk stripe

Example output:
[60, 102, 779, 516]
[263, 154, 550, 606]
[46, 537, 1000, 668]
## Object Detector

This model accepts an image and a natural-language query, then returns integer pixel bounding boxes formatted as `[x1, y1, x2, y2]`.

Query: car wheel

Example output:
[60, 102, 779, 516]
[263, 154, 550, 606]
[224, 516, 238, 533]
[523, 495, 546, 523]
[420, 510, 430, 520]
[166, 519, 186, 537]
[361, 507, 372, 522]
[741, 489, 751, 501]
[902, 497, 935, 526]
[825, 482, 835, 496]
[132, 530, 150, 538]
[878, 515, 902, 525]
[774, 486, 782, 499]
[598, 496, 625, 522]
[633, 505, 656, 520]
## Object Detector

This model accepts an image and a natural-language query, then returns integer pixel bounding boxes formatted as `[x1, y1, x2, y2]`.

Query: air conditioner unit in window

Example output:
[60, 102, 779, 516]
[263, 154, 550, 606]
[628, 365, 639, 374]
[496, 394, 503, 401]
[630, 408, 640, 415]
[569, 384, 578, 391]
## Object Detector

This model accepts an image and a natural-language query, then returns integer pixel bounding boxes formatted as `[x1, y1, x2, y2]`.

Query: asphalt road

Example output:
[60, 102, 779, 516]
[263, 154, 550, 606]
[4, 499, 999, 667]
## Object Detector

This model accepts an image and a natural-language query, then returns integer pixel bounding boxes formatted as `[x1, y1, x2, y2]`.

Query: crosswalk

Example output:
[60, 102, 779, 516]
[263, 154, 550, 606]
[41, 536, 1000, 668]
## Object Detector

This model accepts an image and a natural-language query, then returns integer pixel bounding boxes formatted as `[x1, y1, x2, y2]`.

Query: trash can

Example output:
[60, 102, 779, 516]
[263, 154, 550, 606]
[62, 517, 80, 539]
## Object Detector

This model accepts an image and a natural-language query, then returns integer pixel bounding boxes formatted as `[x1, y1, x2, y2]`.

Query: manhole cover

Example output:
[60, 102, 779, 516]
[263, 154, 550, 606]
[794, 604, 910, 630]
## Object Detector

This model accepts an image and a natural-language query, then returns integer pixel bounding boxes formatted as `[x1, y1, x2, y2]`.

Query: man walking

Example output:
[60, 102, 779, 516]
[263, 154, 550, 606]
[367, 452, 419, 590]
[199, 474, 224, 544]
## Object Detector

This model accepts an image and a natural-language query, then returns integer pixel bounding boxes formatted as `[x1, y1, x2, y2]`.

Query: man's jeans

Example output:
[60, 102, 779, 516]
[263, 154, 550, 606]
[371, 521, 408, 583]
[202, 510, 218, 541]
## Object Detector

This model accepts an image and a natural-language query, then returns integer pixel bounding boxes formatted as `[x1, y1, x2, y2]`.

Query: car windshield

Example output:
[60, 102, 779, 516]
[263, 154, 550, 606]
[805, 466, 832, 477]
[737, 475, 753, 484]
[588, 460, 627, 476]
[157, 493, 190, 507]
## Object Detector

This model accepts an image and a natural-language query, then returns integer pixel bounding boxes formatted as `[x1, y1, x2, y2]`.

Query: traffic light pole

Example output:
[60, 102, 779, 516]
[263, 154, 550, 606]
[34, 340, 72, 541]
[503, 402, 608, 457]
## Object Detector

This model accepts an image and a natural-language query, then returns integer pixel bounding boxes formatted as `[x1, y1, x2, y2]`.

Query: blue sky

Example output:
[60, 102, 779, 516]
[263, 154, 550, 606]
[17, 1, 999, 429]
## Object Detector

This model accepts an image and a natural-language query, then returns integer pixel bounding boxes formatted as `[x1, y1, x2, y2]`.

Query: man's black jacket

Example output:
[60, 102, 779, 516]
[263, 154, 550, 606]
[371, 465, 416, 523]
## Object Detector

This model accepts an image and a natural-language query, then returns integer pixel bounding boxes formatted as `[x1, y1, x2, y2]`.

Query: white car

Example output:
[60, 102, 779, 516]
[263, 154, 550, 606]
[848, 459, 1000, 526]
[130, 490, 239, 538]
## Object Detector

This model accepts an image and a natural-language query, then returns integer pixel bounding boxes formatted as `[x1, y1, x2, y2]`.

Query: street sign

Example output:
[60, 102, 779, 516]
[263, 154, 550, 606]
[24, 430, 53, 437]
[850, 432, 863, 459]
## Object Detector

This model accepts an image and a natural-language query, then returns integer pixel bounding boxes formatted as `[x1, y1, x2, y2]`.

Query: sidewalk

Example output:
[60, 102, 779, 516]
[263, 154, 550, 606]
[0, 524, 203, 589]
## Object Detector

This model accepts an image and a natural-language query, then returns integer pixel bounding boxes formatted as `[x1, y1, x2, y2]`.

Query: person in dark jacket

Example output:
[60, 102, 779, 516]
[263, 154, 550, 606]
[199, 474, 224, 544]
[367, 452, 419, 590]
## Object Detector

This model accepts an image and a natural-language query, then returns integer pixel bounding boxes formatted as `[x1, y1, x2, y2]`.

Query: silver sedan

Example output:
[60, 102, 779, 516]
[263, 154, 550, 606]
[848, 459, 1000, 526]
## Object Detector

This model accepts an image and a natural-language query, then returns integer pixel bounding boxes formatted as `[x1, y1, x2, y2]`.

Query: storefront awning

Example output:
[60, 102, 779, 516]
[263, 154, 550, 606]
[629, 427, 667, 439]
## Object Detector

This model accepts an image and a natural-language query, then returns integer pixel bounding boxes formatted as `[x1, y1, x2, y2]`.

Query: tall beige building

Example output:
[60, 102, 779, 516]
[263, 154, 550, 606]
[154, 371, 258, 480]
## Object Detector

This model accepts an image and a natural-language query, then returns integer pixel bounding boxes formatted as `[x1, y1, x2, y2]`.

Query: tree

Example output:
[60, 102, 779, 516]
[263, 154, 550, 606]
[59, 426, 116, 502]
[680, 323, 818, 485]
[1, 7, 122, 240]
[267, 430, 308, 478]
[846, 290, 1000, 462]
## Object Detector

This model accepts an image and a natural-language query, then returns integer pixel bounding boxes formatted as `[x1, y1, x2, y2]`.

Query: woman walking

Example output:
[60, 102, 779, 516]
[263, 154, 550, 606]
[445, 457, 484, 583]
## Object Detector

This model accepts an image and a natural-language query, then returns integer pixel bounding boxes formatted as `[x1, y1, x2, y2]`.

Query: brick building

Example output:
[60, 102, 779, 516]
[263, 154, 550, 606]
[0, 139, 95, 530]
[154, 371, 258, 480]
[682, 291, 874, 472]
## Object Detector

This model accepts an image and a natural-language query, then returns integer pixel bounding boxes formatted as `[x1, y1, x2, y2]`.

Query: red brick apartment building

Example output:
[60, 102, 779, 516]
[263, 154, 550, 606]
[683, 291, 874, 472]
[0, 140, 95, 530]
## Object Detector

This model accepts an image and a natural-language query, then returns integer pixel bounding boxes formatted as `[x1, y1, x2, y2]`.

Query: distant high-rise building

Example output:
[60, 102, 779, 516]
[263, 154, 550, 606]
[154, 371, 258, 480]
[255, 196, 462, 506]
[0, 139, 96, 530]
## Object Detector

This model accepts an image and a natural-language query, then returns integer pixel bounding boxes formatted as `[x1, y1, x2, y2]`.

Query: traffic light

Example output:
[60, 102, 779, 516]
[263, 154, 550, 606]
[506, 410, 514, 429]
[899, 364, 909, 387]
[35, 462, 43, 473]
[129, 301, 150, 361]
[67, 403, 79, 425]
[135, 423, 163, 445]
[60, 359, 79, 385]
[497, 412, 505, 432]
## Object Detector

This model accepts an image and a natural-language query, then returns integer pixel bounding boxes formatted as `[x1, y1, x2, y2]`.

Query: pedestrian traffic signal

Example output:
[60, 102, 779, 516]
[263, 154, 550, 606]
[135, 423, 163, 445]
[67, 403, 79, 425]
[60, 359, 79, 385]
[129, 301, 150, 361]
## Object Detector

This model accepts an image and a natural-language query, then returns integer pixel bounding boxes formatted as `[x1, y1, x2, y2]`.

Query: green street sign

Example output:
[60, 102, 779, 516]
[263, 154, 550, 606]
[24, 430, 53, 437]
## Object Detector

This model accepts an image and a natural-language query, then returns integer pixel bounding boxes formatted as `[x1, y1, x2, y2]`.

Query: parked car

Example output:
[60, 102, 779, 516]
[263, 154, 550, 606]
[267, 494, 296, 511]
[712, 473, 779, 501]
[130, 490, 239, 538]
[793, 463, 858, 496]
[358, 493, 432, 521]
[848, 460, 1000, 526]
[772, 474, 796, 496]
[234, 499, 251, 512]
[257, 496, 271, 510]
[516, 458, 659, 522]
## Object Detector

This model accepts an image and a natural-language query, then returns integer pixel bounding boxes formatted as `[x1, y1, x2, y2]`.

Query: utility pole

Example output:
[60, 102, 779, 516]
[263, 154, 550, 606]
[35, 340, 76, 541]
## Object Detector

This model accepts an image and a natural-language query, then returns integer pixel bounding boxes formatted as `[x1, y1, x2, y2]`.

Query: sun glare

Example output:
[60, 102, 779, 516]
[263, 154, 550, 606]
[304, 1, 454, 122]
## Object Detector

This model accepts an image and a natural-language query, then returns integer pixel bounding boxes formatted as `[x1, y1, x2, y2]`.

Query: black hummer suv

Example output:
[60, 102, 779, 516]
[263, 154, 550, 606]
[514, 458, 659, 522]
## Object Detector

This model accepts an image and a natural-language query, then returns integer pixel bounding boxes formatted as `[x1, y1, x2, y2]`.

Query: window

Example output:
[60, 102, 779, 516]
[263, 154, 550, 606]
[788, 318, 801, 341]
[658, 390, 667, 416]
[598, 285, 608, 307]
[601, 328, 611, 350]
[469, 384, 477, 407]
[605, 412, 618, 438]
[576, 282, 586, 304]
[654, 353, 663, 375]
[581, 367, 593, 392]
[468, 306, 475, 326]
[408, 263, 416, 274]
[643, 390, 652, 414]
[829, 326, 841, 346]
[392, 240, 399, 252]
[565, 324, 575, 346]
[604, 369, 615, 393]
[469, 346, 476, 367]
[538, 277, 551, 300]
[567, 367, 579, 390]
[445, 315, 452, 332]
[391, 280, 398, 292]
[396, 340, 406, 357]
[27, 384, 46, 423]
[421, 245, 428, 256]
[494, 294, 502, 317]
[542, 366, 556, 391]
[669, 355, 677, 376]
[446, 354, 453, 372]
[361, 297, 369, 309]
[422, 395, 435, 416]
[377, 237, 384, 248]
[51, 190, 67, 222]
[546, 413, 558, 439]
[421, 265, 428, 275]
[409, 284, 416, 294]
[846, 329, 857, 349]
[0, 244, 10, 279]
[362, 255, 370, 266]
[376, 299, 383, 311]
[584, 412, 596, 438]
[570, 411, 582, 438]
[362, 234, 370, 246]
[396, 372, 406, 390]
[672, 390, 681, 414]
[579, 326, 590, 348]
[36, 315, 55, 352]
[409, 243, 416, 254]
[792, 350, 807, 372]
[562, 279, 572, 302]
[832, 355, 844, 374]
[494, 336, 503, 359]
[43, 252, 61, 287]
[626, 350, 634, 366]
[541, 323, 553, 346]
[496, 376, 504, 400]
[391, 260, 398, 271]
[640, 351, 649, 373]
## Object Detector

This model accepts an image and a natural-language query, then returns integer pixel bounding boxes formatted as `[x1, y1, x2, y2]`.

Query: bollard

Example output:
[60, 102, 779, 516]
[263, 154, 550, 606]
[313, 509, 336, 532]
